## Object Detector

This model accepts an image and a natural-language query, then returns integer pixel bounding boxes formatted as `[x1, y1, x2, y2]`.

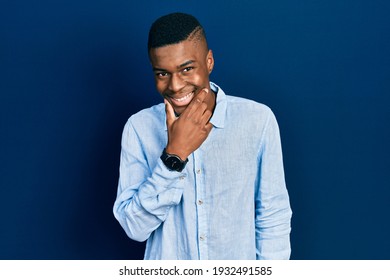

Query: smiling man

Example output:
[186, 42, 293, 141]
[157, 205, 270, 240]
[113, 13, 292, 260]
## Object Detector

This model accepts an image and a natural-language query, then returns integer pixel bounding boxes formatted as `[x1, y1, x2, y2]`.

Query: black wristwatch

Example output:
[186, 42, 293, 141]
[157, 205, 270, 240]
[160, 148, 188, 172]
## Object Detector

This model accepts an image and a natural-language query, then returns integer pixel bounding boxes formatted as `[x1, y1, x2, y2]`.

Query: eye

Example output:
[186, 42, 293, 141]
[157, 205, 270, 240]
[182, 67, 194, 73]
[156, 72, 169, 78]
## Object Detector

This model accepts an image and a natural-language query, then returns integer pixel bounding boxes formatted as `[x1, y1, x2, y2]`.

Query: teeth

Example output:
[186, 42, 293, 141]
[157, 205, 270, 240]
[173, 91, 194, 102]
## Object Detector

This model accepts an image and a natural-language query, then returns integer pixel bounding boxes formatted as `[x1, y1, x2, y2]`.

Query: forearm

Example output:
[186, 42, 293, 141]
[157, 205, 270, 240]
[113, 159, 185, 242]
[255, 194, 292, 259]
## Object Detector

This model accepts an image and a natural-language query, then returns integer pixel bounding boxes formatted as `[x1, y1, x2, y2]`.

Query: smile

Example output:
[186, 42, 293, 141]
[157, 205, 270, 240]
[172, 91, 194, 102]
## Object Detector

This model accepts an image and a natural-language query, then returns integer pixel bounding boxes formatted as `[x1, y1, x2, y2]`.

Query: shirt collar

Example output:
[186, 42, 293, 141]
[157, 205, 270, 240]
[163, 81, 227, 130]
[209, 81, 226, 129]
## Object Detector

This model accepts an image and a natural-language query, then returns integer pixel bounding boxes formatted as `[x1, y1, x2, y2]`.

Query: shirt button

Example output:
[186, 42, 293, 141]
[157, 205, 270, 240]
[199, 235, 205, 241]
[196, 169, 201, 174]
[179, 176, 185, 180]
[197, 200, 203, 205]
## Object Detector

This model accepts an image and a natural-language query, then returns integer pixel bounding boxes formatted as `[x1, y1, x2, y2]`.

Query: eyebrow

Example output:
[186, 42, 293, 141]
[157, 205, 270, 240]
[178, 60, 194, 69]
[152, 60, 195, 72]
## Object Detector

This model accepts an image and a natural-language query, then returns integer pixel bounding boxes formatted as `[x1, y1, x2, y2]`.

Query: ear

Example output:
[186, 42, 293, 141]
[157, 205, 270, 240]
[206, 49, 214, 74]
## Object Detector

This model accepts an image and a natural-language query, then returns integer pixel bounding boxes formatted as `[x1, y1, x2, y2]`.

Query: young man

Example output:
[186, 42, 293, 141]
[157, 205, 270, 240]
[113, 12, 292, 260]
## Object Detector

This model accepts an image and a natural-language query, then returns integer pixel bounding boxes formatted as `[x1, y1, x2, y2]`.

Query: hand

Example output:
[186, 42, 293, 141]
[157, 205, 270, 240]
[165, 88, 213, 160]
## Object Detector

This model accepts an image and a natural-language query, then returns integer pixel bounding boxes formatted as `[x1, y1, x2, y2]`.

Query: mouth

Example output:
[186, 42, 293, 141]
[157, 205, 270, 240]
[166, 90, 196, 108]
[171, 91, 195, 102]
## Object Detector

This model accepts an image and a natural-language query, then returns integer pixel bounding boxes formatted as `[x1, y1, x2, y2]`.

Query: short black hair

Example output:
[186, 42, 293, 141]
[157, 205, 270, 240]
[148, 12, 207, 51]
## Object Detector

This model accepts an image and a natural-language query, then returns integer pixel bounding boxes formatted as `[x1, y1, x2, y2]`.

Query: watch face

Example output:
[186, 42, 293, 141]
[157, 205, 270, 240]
[165, 156, 183, 171]
[161, 149, 188, 172]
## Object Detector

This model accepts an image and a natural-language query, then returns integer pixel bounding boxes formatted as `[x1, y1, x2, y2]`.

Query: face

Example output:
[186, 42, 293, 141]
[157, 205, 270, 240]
[149, 39, 214, 115]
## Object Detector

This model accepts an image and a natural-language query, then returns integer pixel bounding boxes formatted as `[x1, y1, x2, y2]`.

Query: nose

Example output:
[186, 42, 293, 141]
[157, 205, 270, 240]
[168, 73, 186, 93]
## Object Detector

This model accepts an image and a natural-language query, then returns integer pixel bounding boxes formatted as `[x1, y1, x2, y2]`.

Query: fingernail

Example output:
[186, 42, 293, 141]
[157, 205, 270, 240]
[204, 88, 209, 94]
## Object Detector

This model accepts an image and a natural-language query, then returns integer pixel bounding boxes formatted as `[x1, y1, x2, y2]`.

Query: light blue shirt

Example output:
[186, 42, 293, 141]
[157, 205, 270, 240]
[113, 82, 292, 260]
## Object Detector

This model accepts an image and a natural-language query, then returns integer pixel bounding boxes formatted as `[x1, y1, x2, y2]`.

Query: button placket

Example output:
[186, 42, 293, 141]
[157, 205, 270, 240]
[193, 149, 208, 259]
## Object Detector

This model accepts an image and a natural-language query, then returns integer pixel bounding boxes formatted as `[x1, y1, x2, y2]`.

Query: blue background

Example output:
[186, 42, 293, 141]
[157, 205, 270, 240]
[1, 0, 389, 259]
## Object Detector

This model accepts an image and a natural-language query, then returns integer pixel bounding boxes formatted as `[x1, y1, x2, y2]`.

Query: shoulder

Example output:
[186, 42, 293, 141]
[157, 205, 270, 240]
[226, 95, 270, 110]
[226, 95, 274, 121]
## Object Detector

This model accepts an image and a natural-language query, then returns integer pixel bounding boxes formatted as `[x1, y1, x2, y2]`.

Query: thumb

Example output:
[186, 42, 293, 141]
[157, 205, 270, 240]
[164, 99, 176, 127]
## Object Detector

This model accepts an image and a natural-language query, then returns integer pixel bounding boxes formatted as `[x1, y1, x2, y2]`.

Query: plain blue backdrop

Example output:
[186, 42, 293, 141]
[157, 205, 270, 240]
[1, 0, 389, 259]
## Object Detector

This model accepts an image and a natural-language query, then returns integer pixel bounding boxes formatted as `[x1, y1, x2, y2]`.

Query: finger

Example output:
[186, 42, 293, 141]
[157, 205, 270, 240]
[193, 88, 208, 104]
[183, 88, 209, 117]
[185, 103, 208, 125]
[164, 99, 176, 127]
[200, 109, 213, 126]
[204, 121, 213, 134]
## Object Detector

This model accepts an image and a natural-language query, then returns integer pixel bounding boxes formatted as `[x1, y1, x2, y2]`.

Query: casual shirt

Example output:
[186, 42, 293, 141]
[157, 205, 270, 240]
[113, 82, 292, 259]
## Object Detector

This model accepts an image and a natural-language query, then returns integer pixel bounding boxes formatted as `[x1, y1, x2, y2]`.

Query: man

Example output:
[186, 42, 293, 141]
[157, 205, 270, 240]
[113, 12, 292, 260]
